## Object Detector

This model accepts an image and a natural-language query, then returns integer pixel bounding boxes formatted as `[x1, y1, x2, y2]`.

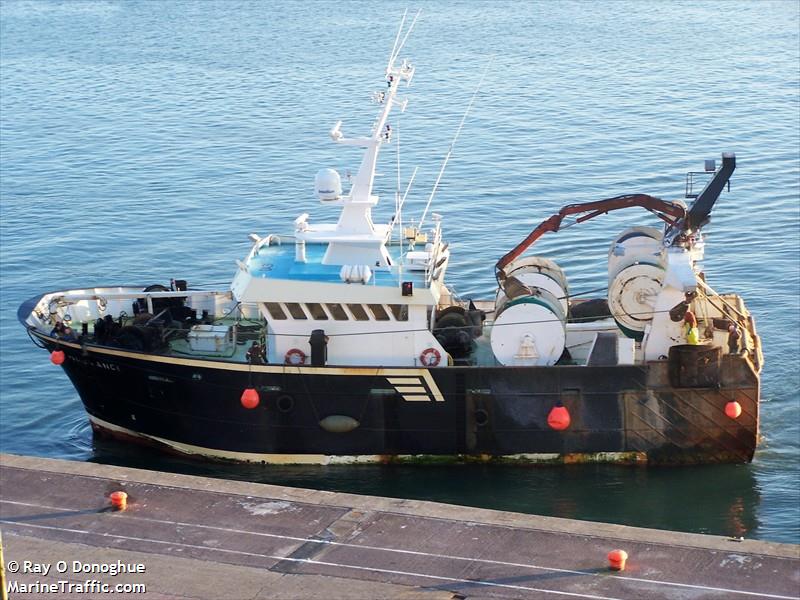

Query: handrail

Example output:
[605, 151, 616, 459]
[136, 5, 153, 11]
[51, 290, 230, 302]
[696, 278, 748, 321]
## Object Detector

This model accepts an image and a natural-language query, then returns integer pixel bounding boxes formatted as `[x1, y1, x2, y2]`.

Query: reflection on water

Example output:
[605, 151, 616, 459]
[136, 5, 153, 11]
[65, 416, 93, 454]
[89, 435, 760, 540]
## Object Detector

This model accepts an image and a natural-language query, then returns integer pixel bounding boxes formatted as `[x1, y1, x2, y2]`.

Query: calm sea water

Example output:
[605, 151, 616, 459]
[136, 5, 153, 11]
[1, 1, 798, 544]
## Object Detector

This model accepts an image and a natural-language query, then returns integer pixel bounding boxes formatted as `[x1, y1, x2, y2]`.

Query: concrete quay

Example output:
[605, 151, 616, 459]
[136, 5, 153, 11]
[1, 453, 798, 599]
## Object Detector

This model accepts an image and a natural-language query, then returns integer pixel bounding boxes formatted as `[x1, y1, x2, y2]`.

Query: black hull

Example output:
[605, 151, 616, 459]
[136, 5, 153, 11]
[39, 334, 760, 465]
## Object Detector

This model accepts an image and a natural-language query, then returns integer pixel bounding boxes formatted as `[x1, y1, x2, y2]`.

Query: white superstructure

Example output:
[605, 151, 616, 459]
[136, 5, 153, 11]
[229, 13, 451, 368]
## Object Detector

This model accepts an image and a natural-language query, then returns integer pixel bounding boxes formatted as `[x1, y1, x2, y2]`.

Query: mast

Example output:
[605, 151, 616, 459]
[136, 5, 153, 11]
[334, 58, 413, 208]
[314, 13, 417, 266]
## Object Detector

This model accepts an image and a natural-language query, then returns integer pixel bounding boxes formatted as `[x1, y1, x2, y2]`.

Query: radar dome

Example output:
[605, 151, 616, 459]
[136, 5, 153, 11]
[315, 168, 342, 202]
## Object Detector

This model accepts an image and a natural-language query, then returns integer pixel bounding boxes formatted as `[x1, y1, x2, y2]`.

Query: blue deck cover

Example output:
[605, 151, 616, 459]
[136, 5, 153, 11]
[247, 243, 430, 288]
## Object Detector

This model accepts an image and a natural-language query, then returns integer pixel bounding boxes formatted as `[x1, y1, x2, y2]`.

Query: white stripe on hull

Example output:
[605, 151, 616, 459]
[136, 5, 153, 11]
[88, 415, 647, 465]
[89, 415, 385, 464]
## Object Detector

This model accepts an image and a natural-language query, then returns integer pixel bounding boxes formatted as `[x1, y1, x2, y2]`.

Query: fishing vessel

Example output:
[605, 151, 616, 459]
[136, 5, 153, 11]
[18, 16, 762, 465]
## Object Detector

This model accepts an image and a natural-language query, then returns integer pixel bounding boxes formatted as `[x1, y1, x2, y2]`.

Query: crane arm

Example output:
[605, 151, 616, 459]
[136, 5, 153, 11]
[495, 194, 687, 274]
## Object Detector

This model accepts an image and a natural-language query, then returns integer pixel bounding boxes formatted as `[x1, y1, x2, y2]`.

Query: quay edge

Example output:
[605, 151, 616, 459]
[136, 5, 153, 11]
[1, 453, 797, 600]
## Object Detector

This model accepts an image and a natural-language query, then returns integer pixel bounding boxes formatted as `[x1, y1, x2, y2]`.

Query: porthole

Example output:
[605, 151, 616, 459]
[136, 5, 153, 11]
[276, 394, 295, 413]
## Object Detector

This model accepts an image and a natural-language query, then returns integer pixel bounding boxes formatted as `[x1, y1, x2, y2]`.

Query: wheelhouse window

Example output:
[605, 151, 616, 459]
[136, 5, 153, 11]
[306, 303, 328, 320]
[325, 303, 349, 321]
[285, 303, 308, 320]
[347, 304, 370, 321]
[368, 304, 390, 321]
[264, 303, 287, 320]
[388, 304, 408, 321]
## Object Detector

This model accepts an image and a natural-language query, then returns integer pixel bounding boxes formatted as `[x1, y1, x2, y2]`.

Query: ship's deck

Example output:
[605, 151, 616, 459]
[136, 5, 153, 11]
[247, 241, 432, 288]
[21, 284, 762, 373]
[164, 317, 503, 367]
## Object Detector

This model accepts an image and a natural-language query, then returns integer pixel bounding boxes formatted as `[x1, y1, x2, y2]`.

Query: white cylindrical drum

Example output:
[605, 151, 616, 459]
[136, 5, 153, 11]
[607, 227, 665, 340]
[499, 257, 569, 314]
[295, 239, 307, 263]
[608, 258, 665, 340]
[608, 226, 663, 280]
[339, 264, 372, 284]
[490, 289, 566, 366]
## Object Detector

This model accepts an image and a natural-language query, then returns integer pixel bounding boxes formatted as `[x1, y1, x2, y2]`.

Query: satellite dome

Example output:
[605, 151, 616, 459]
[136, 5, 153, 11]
[315, 168, 342, 202]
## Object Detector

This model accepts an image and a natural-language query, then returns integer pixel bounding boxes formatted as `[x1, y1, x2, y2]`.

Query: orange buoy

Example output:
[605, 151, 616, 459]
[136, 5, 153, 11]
[725, 400, 742, 419]
[607, 549, 628, 571]
[110, 491, 128, 511]
[547, 405, 570, 431]
[50, 350, 66, 365]
[240, 388, 260, 409]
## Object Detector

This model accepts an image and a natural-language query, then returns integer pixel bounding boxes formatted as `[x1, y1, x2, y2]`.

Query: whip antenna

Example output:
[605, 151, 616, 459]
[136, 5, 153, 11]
[387, 9, 408, 71]
[419, 56, 494, 228]
[388, 9, 421, 70]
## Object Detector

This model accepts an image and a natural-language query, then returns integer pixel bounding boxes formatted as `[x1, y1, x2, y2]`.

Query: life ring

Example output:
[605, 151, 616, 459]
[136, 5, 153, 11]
[284, 348, 306, 365]
[419, 347, 441, 367]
